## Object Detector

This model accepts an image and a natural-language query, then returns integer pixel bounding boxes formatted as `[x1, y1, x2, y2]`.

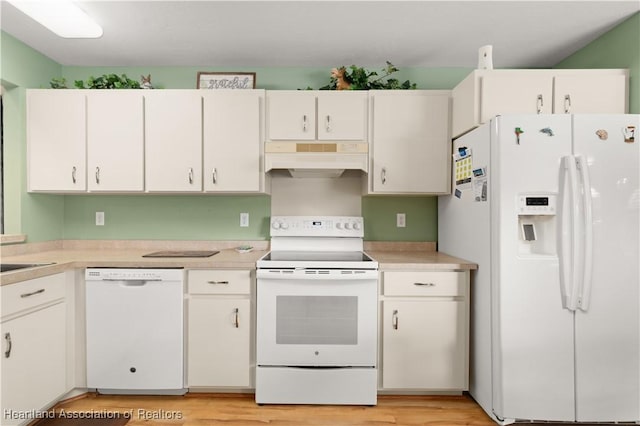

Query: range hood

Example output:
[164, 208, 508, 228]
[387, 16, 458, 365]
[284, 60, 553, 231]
[264, 142, 368, 178]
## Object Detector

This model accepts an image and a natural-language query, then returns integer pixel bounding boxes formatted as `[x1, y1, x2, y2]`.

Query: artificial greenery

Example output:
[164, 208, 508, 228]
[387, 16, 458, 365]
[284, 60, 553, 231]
[319, 61, 416, 90]
[50, 74, 141, 89]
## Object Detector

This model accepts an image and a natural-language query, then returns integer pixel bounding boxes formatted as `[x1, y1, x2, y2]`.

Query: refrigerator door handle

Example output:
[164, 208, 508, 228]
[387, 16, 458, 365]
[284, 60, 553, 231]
[559, 156, 580, 311]
[576, 155, 593, 311]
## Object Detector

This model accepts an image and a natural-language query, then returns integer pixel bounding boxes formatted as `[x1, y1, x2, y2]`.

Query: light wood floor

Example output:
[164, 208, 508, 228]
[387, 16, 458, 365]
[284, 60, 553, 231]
[52, 393, 497, 425]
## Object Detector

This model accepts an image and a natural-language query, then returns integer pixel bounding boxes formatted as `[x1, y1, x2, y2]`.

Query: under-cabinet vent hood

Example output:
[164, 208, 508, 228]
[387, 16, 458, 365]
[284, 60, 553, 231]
[264, 142, 368, 178]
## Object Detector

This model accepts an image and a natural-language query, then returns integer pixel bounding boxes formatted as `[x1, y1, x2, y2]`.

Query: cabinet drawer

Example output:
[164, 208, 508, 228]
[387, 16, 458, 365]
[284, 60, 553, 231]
[383, 271, 466, 297]
[1, 273, 66, 318]
[188, 270, 251, 295]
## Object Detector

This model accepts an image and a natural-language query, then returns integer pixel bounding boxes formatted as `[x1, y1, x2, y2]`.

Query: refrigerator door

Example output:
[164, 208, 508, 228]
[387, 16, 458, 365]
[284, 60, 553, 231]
[572, 114, 640, 422]
[439, 123, 493, 413]
[491, 115, 576, 422]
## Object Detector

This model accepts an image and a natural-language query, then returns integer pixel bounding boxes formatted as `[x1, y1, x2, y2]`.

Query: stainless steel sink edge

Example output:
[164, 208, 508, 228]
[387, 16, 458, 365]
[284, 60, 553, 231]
[0, 263, 57, 273]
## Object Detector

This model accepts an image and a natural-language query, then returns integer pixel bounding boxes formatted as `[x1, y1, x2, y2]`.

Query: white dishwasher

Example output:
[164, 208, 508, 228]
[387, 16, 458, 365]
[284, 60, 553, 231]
[85, 268, 186, 395]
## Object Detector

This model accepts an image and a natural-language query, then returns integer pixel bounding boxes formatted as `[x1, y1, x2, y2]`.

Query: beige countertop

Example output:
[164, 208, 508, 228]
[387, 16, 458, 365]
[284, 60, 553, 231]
[1, 240, 476, 286]
[368, 250, 477, 271]
[0, 243, 268, 286]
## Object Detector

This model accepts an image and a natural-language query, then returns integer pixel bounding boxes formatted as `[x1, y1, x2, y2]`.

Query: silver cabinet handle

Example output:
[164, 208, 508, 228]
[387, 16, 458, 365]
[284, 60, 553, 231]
[188, 168, 194, 184]
[233, 308, 240, 328]
[381, 167, 387, 185]
[564, 94, 571, 113]
[207, 280, 229, 285]
[212, 168, 217, 184]
[72, 166, 77, 184]
[536, 94, 544, 114]
[95, 167, 100, 184]
[302, 115, 308, 132]
[325, 115, 331, 132]
[4, 333, 12, 358]
[392, 309, 399, 330]
[414, 282, 436, 287]
[20, 288, 45, 298]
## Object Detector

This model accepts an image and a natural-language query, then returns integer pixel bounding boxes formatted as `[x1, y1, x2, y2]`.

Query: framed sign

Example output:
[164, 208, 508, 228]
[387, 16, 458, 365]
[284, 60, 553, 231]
[197, 72, 256, 89]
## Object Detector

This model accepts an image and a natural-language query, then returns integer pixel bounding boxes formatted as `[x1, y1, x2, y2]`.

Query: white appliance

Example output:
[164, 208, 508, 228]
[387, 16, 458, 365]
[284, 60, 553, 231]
[439, 114, 639, 424]
[256, 216, 378, 405]
[85, 268, 186, 395]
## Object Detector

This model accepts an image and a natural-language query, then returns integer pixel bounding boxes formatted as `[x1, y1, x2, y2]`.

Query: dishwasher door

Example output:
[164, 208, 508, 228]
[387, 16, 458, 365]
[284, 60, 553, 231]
[85, 268, 185, 394]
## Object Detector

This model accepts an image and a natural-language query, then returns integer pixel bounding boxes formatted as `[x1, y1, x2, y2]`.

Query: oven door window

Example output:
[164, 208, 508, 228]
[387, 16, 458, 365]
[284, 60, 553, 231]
[256, 274, 377, 367]
[276, 296, 357, 345]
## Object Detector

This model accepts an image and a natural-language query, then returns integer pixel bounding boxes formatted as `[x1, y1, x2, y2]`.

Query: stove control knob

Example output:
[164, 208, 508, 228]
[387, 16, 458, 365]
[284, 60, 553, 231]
[336, 222, 343, 230]
[353, 222, 362, 230]
[281, 222, 289, 230]
[272, 221, 281, 230]
[345, 222, 353, 230]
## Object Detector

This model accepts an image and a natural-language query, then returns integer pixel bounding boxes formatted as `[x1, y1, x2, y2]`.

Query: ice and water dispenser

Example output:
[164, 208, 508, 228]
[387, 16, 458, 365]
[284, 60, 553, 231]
[517, 194, 557, 255]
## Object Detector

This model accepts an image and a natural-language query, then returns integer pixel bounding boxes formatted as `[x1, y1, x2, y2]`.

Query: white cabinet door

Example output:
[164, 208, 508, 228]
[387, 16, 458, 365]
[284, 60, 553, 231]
[203, 90, 264, 192]
[317, 92, 367, 140]
[382, 299, 466, 390]
[480, 72, 553, 122]
[27, 90, 86, 192]
[553, 74, 628, 114]
[87, 90, 144, 192]
[267, 91, 316, 140]
[452, 69, 629, 137]
[1, 302, 67, 424]
[370, 91, 450, 194]
[145, 91, 202, 192]
[187, 298, 251, 387]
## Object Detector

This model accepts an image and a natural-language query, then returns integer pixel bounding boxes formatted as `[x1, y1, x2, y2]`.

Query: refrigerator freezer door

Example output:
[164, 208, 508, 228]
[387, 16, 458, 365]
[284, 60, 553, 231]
[572, 114, 640, 422]
[439, 123, 493, 413]
[491, 115, 576, 422]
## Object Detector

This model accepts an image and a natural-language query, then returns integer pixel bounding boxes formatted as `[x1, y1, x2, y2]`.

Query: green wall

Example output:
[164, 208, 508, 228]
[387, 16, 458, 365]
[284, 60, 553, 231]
[1, 31, 468, 243]
[2, 11, 638, 243]
[1, 32, 64, 241]
[58, 66, 469, 242]
[554, 12, 640, 114]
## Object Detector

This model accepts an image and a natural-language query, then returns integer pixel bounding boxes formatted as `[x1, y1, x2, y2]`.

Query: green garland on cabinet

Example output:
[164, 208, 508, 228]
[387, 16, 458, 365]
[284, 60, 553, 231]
[318, 61, 416, 90]
[50, 74, 141, 89]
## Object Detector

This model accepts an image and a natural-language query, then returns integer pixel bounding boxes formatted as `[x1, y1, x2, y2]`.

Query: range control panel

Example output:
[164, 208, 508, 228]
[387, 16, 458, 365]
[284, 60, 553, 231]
[270, 216, 364, 238]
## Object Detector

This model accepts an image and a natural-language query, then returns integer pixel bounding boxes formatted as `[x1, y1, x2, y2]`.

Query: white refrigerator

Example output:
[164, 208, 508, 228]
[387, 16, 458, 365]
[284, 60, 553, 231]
[438, 114, 639, 424]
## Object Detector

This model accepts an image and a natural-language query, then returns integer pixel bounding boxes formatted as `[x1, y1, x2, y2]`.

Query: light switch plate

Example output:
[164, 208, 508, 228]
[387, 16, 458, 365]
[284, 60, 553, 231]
[396, 213, 406, 228]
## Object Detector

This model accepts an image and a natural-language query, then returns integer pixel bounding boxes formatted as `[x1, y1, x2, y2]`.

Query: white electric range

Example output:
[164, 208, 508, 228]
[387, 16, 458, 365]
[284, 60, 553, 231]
[255, 216, 378, 405]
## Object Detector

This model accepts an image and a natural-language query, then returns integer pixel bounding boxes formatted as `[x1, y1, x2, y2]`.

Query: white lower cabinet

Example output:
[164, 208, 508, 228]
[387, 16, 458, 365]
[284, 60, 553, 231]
[187, 270, 252, 388]
[1, 274, 68, 425]
[380, 271, 469, 391]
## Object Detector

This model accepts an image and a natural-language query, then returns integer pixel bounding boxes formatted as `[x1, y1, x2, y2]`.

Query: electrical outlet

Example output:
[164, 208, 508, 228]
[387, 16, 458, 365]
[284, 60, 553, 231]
[96, 211, 105, 226]
[240, 212, 249, 227]
[396, 213, 406, 228]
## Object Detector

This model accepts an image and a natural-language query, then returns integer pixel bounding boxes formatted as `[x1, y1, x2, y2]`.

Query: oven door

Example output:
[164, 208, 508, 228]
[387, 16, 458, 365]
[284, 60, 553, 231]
[256, 269, 378, 367]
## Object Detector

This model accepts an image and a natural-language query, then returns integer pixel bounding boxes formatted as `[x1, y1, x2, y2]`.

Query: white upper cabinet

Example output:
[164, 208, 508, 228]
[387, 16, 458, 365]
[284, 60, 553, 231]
[203, 90, 266, 193]
[480, 72, 553, 118]
[266, 91, 367, 141]
[87, 90, 144, 192]
[552, 74, 628, 114]
[28, 90, 86, 192]
[267, 91, 316, 140]
[144, 90, 203, 192]
[367, 90, 451, 195]
[451, 69, 629, 138]
[316, 92, 368, 140]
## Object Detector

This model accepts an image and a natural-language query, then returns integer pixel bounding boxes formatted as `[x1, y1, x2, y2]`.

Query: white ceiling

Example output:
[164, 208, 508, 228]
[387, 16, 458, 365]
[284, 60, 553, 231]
[1, 1, 639, 68]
